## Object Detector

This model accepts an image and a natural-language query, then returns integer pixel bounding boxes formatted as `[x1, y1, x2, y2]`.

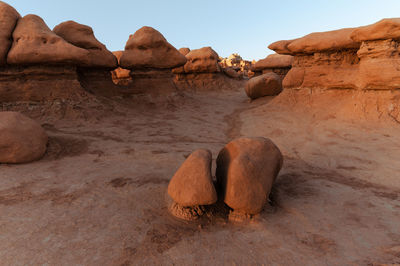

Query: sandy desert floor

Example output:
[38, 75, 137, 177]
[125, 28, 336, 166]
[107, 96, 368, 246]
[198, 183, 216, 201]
[0, 87, 399, 265]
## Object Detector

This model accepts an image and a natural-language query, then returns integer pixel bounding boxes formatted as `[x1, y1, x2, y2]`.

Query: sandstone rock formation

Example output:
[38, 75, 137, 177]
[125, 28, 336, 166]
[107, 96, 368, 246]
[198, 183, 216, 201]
[0, 112, 48, 163]
[119, 26, 187, 96]
[168, 149, 217, 207]
[184, 47, 220, 73]
[216, 137, 283, 215]
[268, 17, 400, 122]
[245, 72, 282, 99]
[111, 51, 132, 85]
[252, 54, 293, 80]
[53, 20, 117, 69]
[178, 47, 190, 56]
[219, 53, 253, 79]
[120, 26, 186, 70]
[0, 1, 20, 65]
[174, 47, 245, 90]
[7, 15, 89, 65]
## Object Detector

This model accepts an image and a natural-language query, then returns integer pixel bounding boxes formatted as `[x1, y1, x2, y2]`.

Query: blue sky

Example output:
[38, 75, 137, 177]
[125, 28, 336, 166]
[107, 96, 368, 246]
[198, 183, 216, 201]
[6, 0, 400, 61]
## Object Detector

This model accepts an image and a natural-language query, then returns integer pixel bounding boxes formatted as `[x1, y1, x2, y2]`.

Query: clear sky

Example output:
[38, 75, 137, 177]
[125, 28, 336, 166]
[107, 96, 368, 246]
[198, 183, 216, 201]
[6, 0, 400, 61]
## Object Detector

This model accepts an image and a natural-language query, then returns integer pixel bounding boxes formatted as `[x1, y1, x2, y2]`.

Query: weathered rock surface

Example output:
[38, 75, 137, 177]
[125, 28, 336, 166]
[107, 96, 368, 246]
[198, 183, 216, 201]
[268, 40, 294, 55]
[252, 54, 293, 81]
[7, 15, 89, 65]
[178, 47, 190, 56]
[111, 51, 131, 85]
[183, 47, 220, 73]
[53, 20, 117, 68]
[245, 73, 282, 99]
[120, 26, 186, 70]
[216, 137, 283, 215]
[0, 112, 48, 163]
[350, 18, 400, 42]
[0, 1, 20, 65]
[269, 20, 400, 91]
[253, 54, 293, 70]
[168, 149, 217, 207]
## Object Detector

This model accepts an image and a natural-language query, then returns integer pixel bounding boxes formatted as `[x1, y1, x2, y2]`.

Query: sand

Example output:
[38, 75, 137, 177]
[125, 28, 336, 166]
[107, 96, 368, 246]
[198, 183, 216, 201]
[0, 87, 399, 265]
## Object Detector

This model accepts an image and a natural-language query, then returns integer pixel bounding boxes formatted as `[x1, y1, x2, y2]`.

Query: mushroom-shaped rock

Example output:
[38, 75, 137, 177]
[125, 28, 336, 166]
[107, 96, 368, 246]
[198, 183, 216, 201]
[350, 18, 400, 42]
[168, 149, 217, 207]
[184, 47, 221, 73]
[53, 20, 117, 68]
[0, 112, 48, 163]
[120, 26, 186, 70]
[253, 54, 293, 71]
[216, 137, 283, 215]
[287, 28, 360, 54]
[7, 15, 89, 65]
[245, 73, 282, 99]
[0, 1, 20, 65]
[179, 47, 191, 56]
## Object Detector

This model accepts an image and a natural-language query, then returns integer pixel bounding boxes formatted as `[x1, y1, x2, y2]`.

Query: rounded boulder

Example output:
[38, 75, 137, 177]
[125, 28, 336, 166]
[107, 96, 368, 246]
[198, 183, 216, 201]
[168, 149, 217, 207]
[216, 137, 283, 215]
[0, 112, 48, 163]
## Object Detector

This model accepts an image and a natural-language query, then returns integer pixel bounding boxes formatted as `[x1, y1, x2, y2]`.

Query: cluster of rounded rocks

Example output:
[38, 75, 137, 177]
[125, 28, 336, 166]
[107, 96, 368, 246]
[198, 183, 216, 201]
[168, 137, 283, 220]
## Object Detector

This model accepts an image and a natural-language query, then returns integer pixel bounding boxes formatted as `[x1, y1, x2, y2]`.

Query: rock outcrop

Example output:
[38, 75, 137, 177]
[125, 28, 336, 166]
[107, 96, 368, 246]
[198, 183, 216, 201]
[252, 54, 293, 80]
[268, 17, 400, 122]
[0, 112, 48, 163]
[111, 51, 132, 85]
[53, 20, 117, 69]
[7, 15, 89, 65]
[245, 72, 282, 99]
[119, 26, 187, 96]
[174, 47, 245, 90]
[168, 149, 217, 207]
[0, 1, 20, 65]
[178, 47, 190, 56]
[216, 137, 283, 215]
[219, 53, 253, 78]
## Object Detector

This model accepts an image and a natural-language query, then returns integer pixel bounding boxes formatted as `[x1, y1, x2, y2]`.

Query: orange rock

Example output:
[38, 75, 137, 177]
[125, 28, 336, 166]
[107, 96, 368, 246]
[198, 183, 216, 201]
[0, 112, 48, 163]
[168, 149, 217, 207]
[120, 26, 186, 70]
[351, 18, 400, 42]
[0, 1, 20, 65]
[216, 137, 283, 215]
[183, 47, 220, 73]
[268, 40, 294, 55]
[111, 51, 131, 80]
[287, 28, 360, 54]
[7, 15, 89, 65]
[53, 20, 117, 69]
[178, 47, 190, 56]
[245, 73, 282, 99]
[253, 54, 293, 70]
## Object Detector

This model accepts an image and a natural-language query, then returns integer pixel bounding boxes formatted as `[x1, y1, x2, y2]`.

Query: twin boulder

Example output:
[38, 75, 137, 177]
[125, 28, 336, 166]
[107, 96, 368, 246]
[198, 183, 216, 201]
[168, 137, 283, 218]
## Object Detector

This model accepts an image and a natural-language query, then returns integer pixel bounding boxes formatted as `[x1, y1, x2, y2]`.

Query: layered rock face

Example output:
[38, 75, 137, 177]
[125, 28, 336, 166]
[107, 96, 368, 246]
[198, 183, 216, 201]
[269, 19, 400, 91]
[174, 47, 245, 90]
[119, 26, 187, 96]
[268, 18, 400, 122]
[0, 4, 118, 102]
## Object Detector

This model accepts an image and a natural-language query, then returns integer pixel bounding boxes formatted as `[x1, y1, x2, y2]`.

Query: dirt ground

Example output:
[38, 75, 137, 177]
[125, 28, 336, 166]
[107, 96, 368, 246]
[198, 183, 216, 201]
[0, 87, 399, 265]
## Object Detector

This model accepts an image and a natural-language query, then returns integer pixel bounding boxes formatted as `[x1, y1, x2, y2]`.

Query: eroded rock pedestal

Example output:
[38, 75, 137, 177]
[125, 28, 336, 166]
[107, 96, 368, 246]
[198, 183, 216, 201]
[173, 47, 245, 91]
[268, 18, 400, 122]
